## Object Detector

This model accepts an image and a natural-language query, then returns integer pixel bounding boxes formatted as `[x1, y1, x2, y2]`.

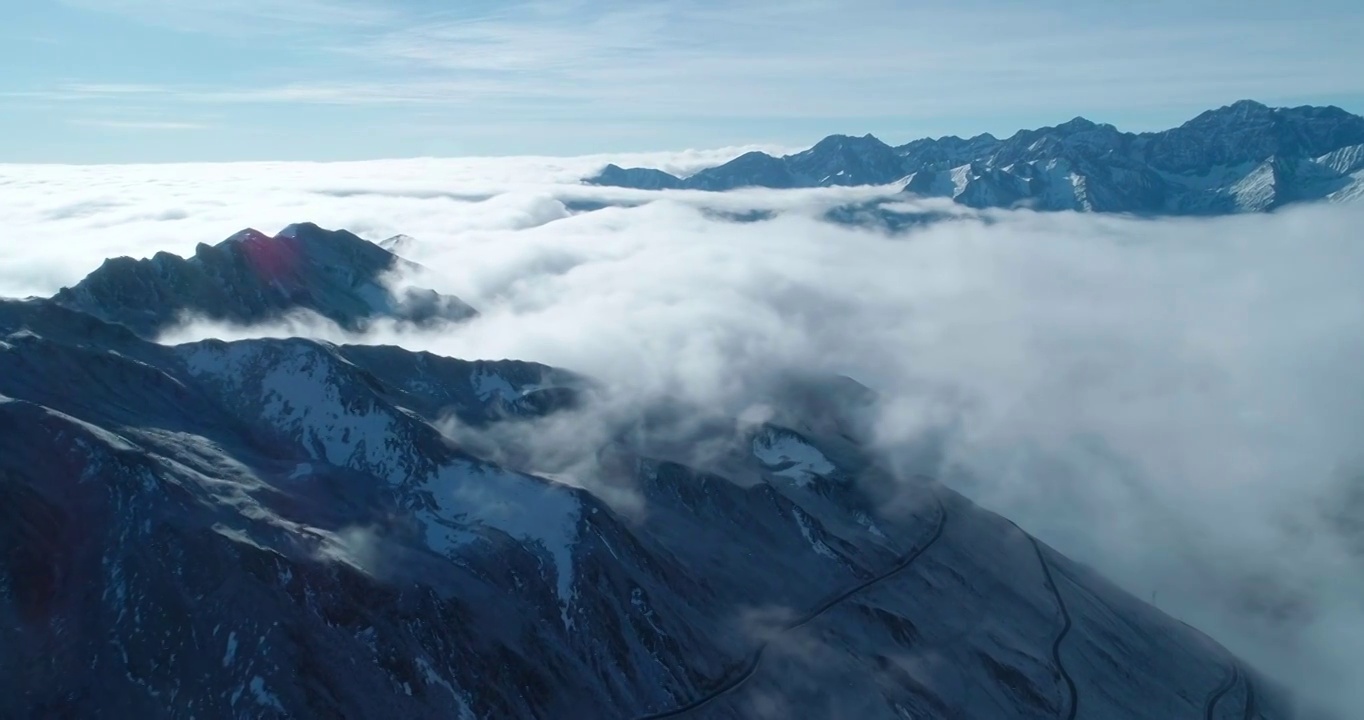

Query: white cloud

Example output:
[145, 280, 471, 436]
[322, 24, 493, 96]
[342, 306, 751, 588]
[2, 154, 1363, 715]
[58, 0, 395, 33]
[65, 83, 170, 95]
[34, 1, 1364, 136]
[70, 119, 208, 131]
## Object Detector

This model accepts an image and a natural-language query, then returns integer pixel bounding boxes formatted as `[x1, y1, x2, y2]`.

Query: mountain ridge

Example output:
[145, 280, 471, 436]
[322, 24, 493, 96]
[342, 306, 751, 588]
[52, 222, 477, 339]
[0, 227, 1307, 717]
[587, 100, 1364, 214]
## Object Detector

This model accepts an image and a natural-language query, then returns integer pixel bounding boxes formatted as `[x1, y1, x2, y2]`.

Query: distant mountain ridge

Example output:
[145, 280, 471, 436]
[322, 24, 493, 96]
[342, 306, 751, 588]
[587, 100, 1364, 214]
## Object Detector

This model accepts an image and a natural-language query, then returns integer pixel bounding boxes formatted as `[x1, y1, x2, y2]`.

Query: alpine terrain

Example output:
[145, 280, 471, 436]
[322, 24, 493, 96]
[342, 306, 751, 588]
[586, 100, 1364, 214]
[0, 224, 1304, 718]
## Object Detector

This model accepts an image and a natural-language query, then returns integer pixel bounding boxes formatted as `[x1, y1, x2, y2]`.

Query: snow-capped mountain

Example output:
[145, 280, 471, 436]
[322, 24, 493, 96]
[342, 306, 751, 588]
[587, 100, 1364, 214]
[0, 227, 1303, 718]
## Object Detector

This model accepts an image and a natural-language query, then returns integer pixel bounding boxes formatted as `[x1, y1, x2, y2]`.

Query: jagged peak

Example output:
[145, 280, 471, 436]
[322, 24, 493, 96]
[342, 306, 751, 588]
[1184, 99, 1274, 127]
[381, 234, 418, 256]
[1054, 116, 1102, 132]
[1227, 99, 1271, 112]
[906, 131, 999, 147]
[719, 150, 784, 166]
[276, 221, 327, 239]
[593, 162, 682, 176]
[808, 133, 890, 149]
[584, 163, 684, 188]
[92, 254, 142, 271]
[215, 224, 376, 258]
[224, 228, 271, 244]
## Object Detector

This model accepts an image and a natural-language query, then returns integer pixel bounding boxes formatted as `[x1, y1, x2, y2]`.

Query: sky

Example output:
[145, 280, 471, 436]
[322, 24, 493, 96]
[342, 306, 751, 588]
[3, 157, 1364, 714]
[4, 0, 1364, 163]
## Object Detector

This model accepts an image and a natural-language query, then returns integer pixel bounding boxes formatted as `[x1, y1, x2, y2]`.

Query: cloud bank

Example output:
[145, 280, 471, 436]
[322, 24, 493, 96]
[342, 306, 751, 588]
[3, 155, 1363, 715]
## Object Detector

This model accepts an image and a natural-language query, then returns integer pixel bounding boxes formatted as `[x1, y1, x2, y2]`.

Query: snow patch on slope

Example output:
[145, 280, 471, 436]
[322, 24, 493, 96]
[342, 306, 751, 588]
[222, 632, 238, 667]
[1328, 174, 1364, 202]
[183, 340, 585, 628]
[1230, 161, 1279, 211]
[950, 164, 973, 198]
[471, 367, 519, 402]
[855, 511, 888, 540]
[181, 342, 416, 486]
[753, 430, 835, 486]
[247, 677, 285, 713]
[257, 350, 397, 471]
[421, 462, 581, 620]
[1315, 144, 1364, 175]
[415, 657, 477, 720]
[792, 506, 838, 560]
[470, 366, 539, 403]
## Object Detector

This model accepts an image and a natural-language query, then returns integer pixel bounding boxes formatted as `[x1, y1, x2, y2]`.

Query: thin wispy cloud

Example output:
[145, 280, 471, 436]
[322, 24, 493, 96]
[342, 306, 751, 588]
[59, 2, 1364, 116]
[69, 119, 207, 131]
[57, 0, 397, 33]
[66, 83, 169, 94]
[7, 0, 1363, 160]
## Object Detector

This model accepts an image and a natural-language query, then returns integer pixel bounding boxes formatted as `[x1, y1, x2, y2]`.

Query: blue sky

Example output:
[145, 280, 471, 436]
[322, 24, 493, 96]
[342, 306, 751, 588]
[4, 0, 1363, 163]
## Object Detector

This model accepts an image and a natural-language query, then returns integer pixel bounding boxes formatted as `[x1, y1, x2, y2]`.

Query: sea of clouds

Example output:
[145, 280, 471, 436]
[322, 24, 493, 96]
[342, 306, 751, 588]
[3, 151, 1363, 715]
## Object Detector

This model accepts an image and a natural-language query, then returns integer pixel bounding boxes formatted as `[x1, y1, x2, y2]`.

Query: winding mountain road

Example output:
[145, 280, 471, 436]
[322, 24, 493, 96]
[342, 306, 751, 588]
[1021, 532, 1078, 720]
[636, 493, 948, 719]
[1204, 662, 1261, 720]
[1241, 673, 1257, 720]
[1204, 664, 1240, 720]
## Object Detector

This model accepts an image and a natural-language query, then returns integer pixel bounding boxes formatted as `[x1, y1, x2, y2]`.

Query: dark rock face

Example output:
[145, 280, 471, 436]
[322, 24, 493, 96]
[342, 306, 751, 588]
[687, 152, 802, 191]
[592, 165, 686, 191]
[782, 134, 906, 187]
[0, 234, 1304, 718]
[586, 100, 1364, 214]
[1137, 100, 1364, 175]
[52, 222, 477, 338]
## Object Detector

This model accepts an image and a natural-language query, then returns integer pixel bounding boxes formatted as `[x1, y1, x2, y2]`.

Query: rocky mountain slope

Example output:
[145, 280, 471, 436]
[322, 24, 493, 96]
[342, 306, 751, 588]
[587, 100, 1364, 214]
[53, 222, 476, 337]
[0, 226, 1303, 718]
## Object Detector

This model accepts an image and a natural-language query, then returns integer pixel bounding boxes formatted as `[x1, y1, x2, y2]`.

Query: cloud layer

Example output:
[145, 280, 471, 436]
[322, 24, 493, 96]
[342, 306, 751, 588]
[3, 155, 1363, 715]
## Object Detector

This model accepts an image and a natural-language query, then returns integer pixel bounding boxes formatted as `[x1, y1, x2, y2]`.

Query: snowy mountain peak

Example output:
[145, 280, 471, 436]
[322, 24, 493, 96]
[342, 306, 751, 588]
[802, 133, 893, 154]
[225, 227, 272, 243]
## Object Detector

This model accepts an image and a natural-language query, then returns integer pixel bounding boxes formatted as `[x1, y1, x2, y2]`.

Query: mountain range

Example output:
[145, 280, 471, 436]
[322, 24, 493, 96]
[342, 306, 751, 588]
[0, 225, 1304, 718]
[587, 100, 1364, 214]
